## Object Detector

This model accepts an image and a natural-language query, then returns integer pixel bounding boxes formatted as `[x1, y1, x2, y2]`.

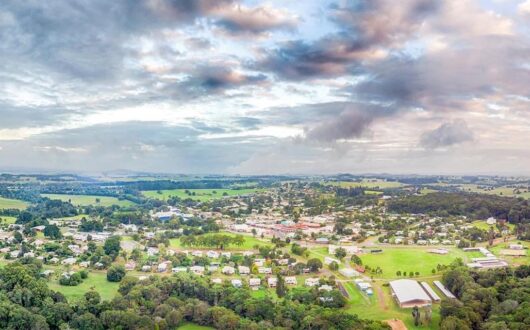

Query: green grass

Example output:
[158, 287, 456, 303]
[142, 188, 265, 202]
[170, 232, 272, 250]
[489, 241, 530, 265]
[459, 184, 530, 199]
[177, 323, 214, 330]
[42, 194, 135, 207]
[359, 247, 478, 279]
[0, 197, 28, 210]
[0, 216, 17, 224]
[47, 271, 119, 302]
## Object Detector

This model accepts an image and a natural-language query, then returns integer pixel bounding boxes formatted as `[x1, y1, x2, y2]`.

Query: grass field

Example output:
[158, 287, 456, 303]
[177, 323, 214, 330]
[142, 188, 264, 202]
[359, 247, 480, 279]
[0, 197, 28, 210]
[170, 232, 272, 250]
[47, 271, 119, 302]
[459, 184, 530, 199]
[0, 216, 17, 224]
[489, 241, 530, 265]
[42, 194, 135, 207]
[324, 180, 404, 189]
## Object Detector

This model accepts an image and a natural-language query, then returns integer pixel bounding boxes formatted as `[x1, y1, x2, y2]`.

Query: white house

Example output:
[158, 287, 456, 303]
[231, 279, 243, 288]
[211, 278, 223, 284]
[61, 257, 76, 265]
[141, 265, 151, 272]
[207, 251, 219, 258]
[305, 278, 320, 287]
[190, 266, 205, 275]
[258, 267, 272, 274]
[222, 266, 235, 275]
[238, 266, 250, 275]
[285, 276, 297, 285]
[249, 278, 261, 288]
[319, 285, 333, 292]
[268, 277, 278, 288]
[172, 267, 187, 273]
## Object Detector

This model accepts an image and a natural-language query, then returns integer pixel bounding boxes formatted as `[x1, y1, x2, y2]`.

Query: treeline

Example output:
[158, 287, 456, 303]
[440, 263, 530, 329]
[180, 234, 245, 250]
[0, 261, 388, 330]
[388, 192, 530, 223]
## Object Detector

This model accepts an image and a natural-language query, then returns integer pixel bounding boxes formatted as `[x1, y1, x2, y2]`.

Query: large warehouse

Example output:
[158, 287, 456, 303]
[389, 279, 432, 308]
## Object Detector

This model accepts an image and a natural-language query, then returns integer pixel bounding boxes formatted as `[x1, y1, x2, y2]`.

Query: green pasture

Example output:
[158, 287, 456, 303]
[142, 188, 264, 202]
[0, 197, 28, 210]
[324, 180, 404, 189]
[42, 194, 135, 207]
[0, 216, 17, 224]
[177, 323, 214, 330]
[47, 271, 119, 302]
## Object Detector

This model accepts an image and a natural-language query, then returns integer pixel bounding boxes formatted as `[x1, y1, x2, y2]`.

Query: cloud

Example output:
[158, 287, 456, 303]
[419, 120, 474, 149]
[213, 4, 297, 36]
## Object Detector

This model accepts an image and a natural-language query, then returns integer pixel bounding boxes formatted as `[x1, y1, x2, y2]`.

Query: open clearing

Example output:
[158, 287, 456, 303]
[42, 194, 135, 207]
[0, 197, 28, 210]
[142, 188, 264, 202]
[47, 270, 119, 302]
[177, 323, 214, 330]
[459, 184, 530, 199]
[359, 247, 481, 279]
[0, 216, 17, 224]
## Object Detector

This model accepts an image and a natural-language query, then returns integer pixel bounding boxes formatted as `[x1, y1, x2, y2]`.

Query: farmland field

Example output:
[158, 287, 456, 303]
[47, 271, 119, 302]
[324, 180, 404, 189]
[459, 184, 530, 199]
[142, 188, 265, 202]
[169, 231, 272, 250]
[0, 197, 28, 210]
[42, 194, 135, 207]
[0, 216, 17, 224]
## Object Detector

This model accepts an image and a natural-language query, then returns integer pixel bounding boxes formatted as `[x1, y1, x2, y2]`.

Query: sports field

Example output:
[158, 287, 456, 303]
[142, 188, 264, 202]
[359, 247, 480, 279]
[42, 194, 135, 207]
[0, 197, 28, 210]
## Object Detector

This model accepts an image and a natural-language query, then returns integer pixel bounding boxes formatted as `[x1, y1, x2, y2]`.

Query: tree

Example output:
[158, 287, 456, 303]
[396, 271, 401, 276]
[44, 225, 62, 239]
[412, 306, 421, 326]
[14, 231, 23, 243]
[334, 248, 347, 260]
[104, 236, 121, 258]
[276, 274, 287, 298]
[107, 265, 126, 282]
[329, 261, 339, 271]
[307, 258, 323, 272]
[351, 254, 362, 266]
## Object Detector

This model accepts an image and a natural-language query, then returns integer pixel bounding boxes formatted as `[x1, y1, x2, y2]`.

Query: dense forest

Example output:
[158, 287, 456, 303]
[440, 263, 530, 329]
[388, 192, 530, 224]
[0, 261, 388, 330]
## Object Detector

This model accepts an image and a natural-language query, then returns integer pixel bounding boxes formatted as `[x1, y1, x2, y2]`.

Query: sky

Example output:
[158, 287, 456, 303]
[1, 0, 530, 175]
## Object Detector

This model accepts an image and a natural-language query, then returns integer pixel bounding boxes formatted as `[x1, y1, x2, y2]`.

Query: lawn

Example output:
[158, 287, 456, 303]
[0, 197, 28, 210]
[42, 194, 135, 207]
[0, 216, 17, 224]
[489, 241, 530, 265]
[177, 323, 214, 330]
[170, 232, 272, 250]
[359, 247, 478, 279]
[47, 271, 119, 302]
[142, 188, 265, 202]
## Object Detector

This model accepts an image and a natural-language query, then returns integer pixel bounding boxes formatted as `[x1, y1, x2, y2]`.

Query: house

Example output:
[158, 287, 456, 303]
[243, 251, 254, 257]
[509, 244, 524, 250]
[79, 261, 90, 268]
[305, 278, 320, 287]
[190, 266, 205, 275]
[276, 258, 289, 266]
[61, 257, 76, 265]
[258, 267, 272, 274]
[238, 266, 250, 275]
[23, 252, 35, 258]
[147, 247, 159, 256]
[268, 277, 278, 288]
[125, 261, 137, 271]
[324, 257, 340, 265]
[319, 285, 333, 292]
[212, 278, 223, 284]
[486, 217, 497, 225]
[191, 251, 203, 257]
[315, 237, 329, 244]
[221, 252, 232, 258]
[285, 276, 297, 285]
[222, 266, 235, 275]
[207, 251, 219, 259]
[157, 262, 169, 273]
[141, 265, 152, 272]
[249, 278, 261, 288]
[207, 265, 219, 272]
[231, 279, 242, 288]
[328, 245, 359, 255]
[389, 279, 432, 308]
[339, 268, 360, 278]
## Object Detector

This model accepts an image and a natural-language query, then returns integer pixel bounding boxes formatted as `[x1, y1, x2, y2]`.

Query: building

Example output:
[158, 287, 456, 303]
[222, 266, 235, 275]
[305, 278, 320, 287]
[420, 282, 441, 302]
[389, 279, 432, 308]
[340, 268, 360, 278]
[249, 278, 261, 289]
[324, 257, 340, 265]
[207, 251, 219, 258]
[328, 245, 359, 255]
[258, 267, 272, 274]
[268, 277, 278, 288]
[433, 281, 456, 299]
[285, 276, 297, 285]
[231, 279, 242, 288]
[238, 266, 250, 275]
[190, 266, 205, 275]
[212, 278, 223, 284]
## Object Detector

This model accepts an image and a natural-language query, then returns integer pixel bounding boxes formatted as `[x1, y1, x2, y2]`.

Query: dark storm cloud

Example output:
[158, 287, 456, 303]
[420, 120, 474, 149]
[188, 66, 267, 92]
